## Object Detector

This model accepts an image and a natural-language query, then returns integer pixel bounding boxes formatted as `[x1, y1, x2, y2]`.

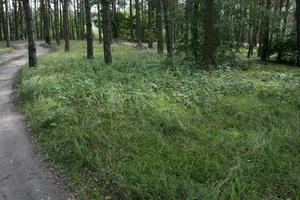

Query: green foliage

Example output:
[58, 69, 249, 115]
[16, 42, 300, 200]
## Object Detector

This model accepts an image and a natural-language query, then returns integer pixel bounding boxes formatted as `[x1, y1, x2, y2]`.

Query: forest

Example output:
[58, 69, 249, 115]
[0, 0, 299, 199]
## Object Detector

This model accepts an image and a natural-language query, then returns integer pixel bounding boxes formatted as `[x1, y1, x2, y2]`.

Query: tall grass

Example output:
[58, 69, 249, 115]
[16, 41, 300, 200]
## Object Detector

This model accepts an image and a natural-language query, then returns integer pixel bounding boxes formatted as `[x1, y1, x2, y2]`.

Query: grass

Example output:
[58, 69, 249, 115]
[16, 41, 300, 200]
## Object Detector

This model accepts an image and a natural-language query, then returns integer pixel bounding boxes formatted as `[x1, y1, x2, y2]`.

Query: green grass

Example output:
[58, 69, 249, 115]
[0, 41, 14, 56]
[16, 41, 300, 200]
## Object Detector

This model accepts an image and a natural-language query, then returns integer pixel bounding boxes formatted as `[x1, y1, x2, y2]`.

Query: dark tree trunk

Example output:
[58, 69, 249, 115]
[74, 0, 79, 40]
[97, 0, 102, 43]
[191, 0, 199, 61]
[135, 0, 142, 48]
[297, 0, 300, 66]
[41, 0, 51, 44]
[278, 0, 290, 61]
[60, 0, 63, 39]
[129, 0, 133, 41]
[85, 0, 93, 59]
[0, 0, 3, 41]
[34, 0, 39, 40]
[80, 0, 85, 39]
[148, 0, 153, 48]
[63, 0, 70, 51]
[0, 0, 5, 41]
[111, 0, 119, 39]
[203, 0, 214, 65]
[19, 1, 24, 40]
[23, 0, 37, 67]
[5, 0, 10, 47]
[54, 0, 60, 45]
[156, 0, 163, 53]
[261, 0, 271, 62]
[102, 0, 112, 64]
[13, 0, 18, 40]
[162, 0, 173, 57]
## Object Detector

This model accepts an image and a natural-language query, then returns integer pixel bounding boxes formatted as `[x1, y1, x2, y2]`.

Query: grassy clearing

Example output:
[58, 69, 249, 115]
[16, 41, 300, 200]
[0, 41, 14, 56]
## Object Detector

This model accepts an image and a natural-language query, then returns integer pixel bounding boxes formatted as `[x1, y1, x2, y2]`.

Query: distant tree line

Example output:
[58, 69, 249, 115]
[1, 0, 299, 67]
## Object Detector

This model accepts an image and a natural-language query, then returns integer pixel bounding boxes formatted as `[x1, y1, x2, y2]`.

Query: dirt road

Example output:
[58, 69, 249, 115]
[0, 42, 69, 200]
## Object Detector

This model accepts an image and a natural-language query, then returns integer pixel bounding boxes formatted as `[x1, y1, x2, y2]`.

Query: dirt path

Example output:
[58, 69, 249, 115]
[0, 42, 70, 200]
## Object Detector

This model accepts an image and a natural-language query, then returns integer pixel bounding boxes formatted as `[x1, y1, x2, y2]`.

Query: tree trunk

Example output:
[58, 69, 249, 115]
[102, 0, 112, 64]
[111, 0, 119, 39]
[23, 0, 37, 67]
[13, 0, 18, 40]
[97, 0, 102, 43]
[162, 0, 173, 57]
[191, 0, 199, 61]
[85, 0, 93, 59]
[261, 0, 271, 62]
[19, 1, 24, 40]
[41, 0, 51, 44]
[135, 0, 142, 48]
[0, 0, 5, 41]
[203, 0, 213, 65]
[129, 0, 133, 41]
[34, 0, 39, 40]
[74, 0, 79, 40]
[54, 0, 60, 45]
[5, 0, 10, 47]
[297, 0, 300, 66]
[63, 0, 70, 51]
[148, 0, 153, 48]
[156, 0, 163, 53]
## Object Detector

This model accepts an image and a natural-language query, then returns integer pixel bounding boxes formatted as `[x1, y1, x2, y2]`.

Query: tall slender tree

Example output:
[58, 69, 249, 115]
[102, 0, 112, 63]
[129, 0, 133, 41]
[261, 0, 271, 61]
[63, 0, 70, 51]
[23, 0, 37, 67]
[85, 0, 93, 59]
[162, 0, 173, 57]
[203, 0, 214, 65]
[297, 0, 300, 66]
[135, 0, 142, 48]
[5, 0, 10, 47]
[156, 0, 163, 53]
[97, 0, 102, 43]
[148, 0, 153, 48]
[54, 0, 60, 45]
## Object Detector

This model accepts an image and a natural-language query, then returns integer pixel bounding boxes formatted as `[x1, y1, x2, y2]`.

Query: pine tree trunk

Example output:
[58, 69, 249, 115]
[97, 0, 102, 43]
[102, 0, 112, 64]
[148, 0, 153, 48]
[54, 0, 60, 45]
[191, 0, 199, 61]
[162, 0, 173, 57]
[41, 0, 51, 44]
[13, 0, 18, 40]
[19, 1, 24, 40]
[34, 0, 39, 40]
[129, 0, 133, 41]
[0, 0, 5, 41]
[74, 0, 79, 40]
[203, 0, 213, 65]
[63, 0, 70, 51]
[156, 0, 163, 53]
[85, 0, 93, 59]
[111, 0, 119, 39]
[5, 0, 10, 47]
[23, 0, 37, 67]
[297, 0, 300, 66]
[135, 0, 142, 48]
[261, 0, 271, 61]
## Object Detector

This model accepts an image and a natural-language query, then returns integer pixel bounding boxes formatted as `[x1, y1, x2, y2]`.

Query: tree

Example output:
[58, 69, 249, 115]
[23, 0, 37, 67]
[203, 0, 214, 65]
[97, 0, 102, 43]
[135, 0, 142, 48]
[297, 0, 300, 66]
[5, 0, 9, 47]
[54, 0, 60, 46]
[162, 0, 173, 57]
[261, 0, 271, 62]
[40, 0, 51, 44]
[102, 0, 112, 64]
[85, 0, 93, 59]
[63, 0, 70, 52]
[129, 0, 133, 41]
[148, 0, 153, 48]
[156, 0, 163, 54]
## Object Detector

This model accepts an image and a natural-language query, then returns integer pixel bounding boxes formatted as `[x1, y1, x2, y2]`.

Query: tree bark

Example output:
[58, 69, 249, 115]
[203, 0, 213, 65]
[34, 0, 39, 40]
[261, 0, 271, 61]
[129, 0, 133, 41]
[41, 0, 51, 44]
[23, 0, 37, 67]
[85, 0, 93, 59]
[102, 0, 112, 64]
[135, 0, 142, 48]
[156, 0, 163, 53]
[97, 0, 102, 43]
[162, 0, 173, 57]
[5, 0, 10, 47]
[297, 0, 300, 66]
[63, 0, 70, 51]
[19, 1, 24, 40]
[54, 0, 60, 45]
[0, 0, 3, 41]
[148, 0, 153, 48]
[13, 0, 18, 40]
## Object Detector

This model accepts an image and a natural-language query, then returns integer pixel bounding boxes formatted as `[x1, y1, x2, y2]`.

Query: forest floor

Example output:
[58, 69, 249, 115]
[0, 41, 71, 200]
[16, 41, 300, 200]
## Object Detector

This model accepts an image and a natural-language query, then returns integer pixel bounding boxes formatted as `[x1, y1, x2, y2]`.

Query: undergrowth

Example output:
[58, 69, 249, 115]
[16, 41, 300, 200]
